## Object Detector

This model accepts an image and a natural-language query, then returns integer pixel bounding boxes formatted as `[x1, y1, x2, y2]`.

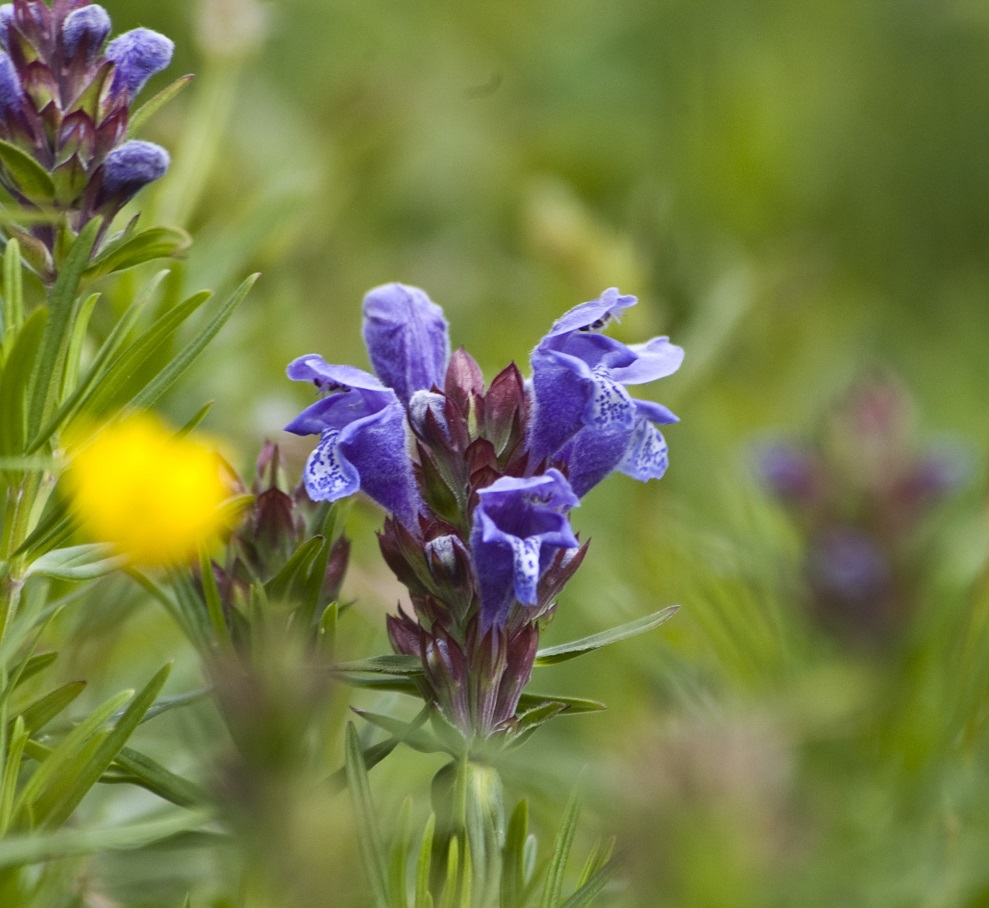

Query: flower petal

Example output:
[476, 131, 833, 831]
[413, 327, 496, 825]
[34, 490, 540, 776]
[508, 535, 541, 605]
[609, 337, 684, 385]
[618, 418, 669, 482]
[303, 429, 359, 501]
[541, 287, 637, 340]
[362, 283, 450, 402]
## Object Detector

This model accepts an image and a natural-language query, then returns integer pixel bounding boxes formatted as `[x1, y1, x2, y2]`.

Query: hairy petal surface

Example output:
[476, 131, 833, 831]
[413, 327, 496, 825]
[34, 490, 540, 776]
[105, 27, 173, 99]
[362, 283, 450, 403]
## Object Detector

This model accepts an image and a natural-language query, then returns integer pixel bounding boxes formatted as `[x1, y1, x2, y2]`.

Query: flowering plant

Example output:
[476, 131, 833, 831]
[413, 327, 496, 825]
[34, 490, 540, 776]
[287, 283, 682, 750]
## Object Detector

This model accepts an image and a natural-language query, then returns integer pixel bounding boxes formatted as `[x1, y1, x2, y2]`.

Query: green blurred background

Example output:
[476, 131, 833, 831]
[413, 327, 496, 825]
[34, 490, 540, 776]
[66, 0, 989, 903]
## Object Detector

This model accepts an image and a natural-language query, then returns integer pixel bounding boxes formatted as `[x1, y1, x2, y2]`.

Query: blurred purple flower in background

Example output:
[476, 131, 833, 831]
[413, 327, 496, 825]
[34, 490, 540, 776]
[756, 375, 966, 645]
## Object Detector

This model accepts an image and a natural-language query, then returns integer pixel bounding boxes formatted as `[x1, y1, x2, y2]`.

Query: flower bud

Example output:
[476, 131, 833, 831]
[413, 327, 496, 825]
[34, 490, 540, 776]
[63, 5, 111, 64]
[106, 27, 173, 99]
[0, 52, 21, 115]
[409, 389, 450, 441]
[98, 139, 169, 205]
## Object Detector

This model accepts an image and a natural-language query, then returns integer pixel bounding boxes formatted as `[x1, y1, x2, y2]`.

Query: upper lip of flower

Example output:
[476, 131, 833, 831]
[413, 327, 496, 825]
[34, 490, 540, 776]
[285, 359, 397, 434]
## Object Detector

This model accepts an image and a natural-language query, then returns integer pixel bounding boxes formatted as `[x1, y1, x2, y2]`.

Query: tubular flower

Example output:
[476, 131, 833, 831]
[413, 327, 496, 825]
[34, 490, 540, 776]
[529, 287, 683, 497]
[284, 355, 421, 528]
[470, 470, 579, 630]
[65, 414, 230, 567]
[0, 0, 173, 255]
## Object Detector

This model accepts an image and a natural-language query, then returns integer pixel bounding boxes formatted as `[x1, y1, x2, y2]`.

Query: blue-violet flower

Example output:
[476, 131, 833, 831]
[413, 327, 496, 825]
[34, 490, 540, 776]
[530, 288, 683, 497]
[471, 469, 579, 630]
[284, 355, 421, 527]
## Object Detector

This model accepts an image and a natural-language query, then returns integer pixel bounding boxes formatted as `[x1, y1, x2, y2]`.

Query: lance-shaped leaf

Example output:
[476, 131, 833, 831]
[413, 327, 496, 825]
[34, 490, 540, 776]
[534, 606, 679, 666]
[25, 543, 127, 581]
[0, 137, 54, 203]
[84, 225, 191, 279]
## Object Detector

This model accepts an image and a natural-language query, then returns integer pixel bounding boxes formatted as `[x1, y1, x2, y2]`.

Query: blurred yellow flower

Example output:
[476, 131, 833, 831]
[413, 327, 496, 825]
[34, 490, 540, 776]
[65, 414, 231, 567]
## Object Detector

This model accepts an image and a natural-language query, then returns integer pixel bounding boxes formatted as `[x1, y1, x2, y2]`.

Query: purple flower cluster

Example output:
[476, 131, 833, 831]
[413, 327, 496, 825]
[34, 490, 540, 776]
[0, 0, 173, 248]
[286, 285, 682, 736]
[757, 376, 965, 644]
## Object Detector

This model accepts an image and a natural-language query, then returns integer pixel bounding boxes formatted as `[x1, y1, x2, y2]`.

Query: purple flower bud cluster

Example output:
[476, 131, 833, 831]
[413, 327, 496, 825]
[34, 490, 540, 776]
[756, 376, 966, 644]
[287, 284, 682, 738]
[0, 0, 173, 247]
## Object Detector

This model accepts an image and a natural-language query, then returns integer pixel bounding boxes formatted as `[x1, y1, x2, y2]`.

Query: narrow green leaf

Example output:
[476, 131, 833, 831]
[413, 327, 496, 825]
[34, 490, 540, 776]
[297, 536, 333, 632]
[534, 607, 679, 666]
[0, 717, 28, 836]
[24, 543, 127, 581]
[332, 654, 423, 676]
[327, 735, 403, 794]
[84, 227, 192, 280]
[2, 237, 23, 341]
[502, 800, 529, 908]
[10, 506, 72, 561]
[198, 547, 230, 648]
[333, 676, 424, 696]
[127, 74, 194, 137]
[351, 706, 441, 755]
[38, 664, 172, 828]
[460, 833, 473, 908]
[576, 838, 613, 889]
[0, 139, 55, 203]
[539, 786, 581, 908]
[60, 292, 100, 404]
[264, 535, 324, 604]
[129, 687, 210, 727]
[415, 813, 435, 908]
[0, 809, 211, 868]
[513, 702, 568, 736]
[82, 288, 212, 416]
[14, 689, 131, 826]
[176, 401, 214, 437]
[27, 219, 101, 439]
[388, 797, 414, 908]
[25, 270, 169, 453]
[127, 273, 258, 411]
[318, 602, 338, 660]
[0, 306, 46, 458]
[345, 722, 390, 908]
[557, 859, 617, 908]
[437, 835, 460, 908]
[10, 651, 58, 688]
[104, 746, 207, 809]
[14, 680, 86, 735]
[515, 694, 605, 715]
